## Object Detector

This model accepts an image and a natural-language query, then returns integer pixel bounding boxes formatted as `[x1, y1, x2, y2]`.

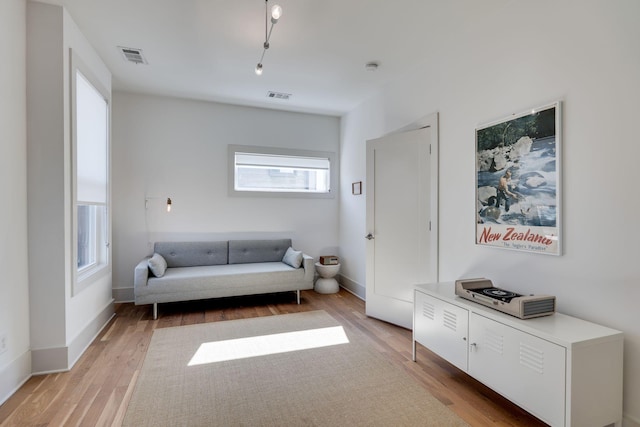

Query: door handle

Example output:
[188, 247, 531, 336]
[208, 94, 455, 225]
[365, 233, 374, 240]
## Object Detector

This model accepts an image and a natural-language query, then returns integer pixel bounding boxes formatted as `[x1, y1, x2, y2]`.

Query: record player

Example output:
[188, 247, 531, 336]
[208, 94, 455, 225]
[455, 278, 555, 319]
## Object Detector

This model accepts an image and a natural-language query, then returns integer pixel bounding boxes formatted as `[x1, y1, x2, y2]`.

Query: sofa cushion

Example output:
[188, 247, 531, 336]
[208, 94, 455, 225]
[228, 239, 291, 264]
[282, 247, 303, 268]
[148, 253, 168, 277]
[154, 241, 228, 267]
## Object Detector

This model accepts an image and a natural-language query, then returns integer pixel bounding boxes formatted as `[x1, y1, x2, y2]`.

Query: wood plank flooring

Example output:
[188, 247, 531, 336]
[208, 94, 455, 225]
[0, 290, 548, 426]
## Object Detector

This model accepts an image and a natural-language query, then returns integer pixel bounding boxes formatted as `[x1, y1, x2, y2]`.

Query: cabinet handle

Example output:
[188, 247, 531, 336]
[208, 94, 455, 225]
[470, 343, 477, 351]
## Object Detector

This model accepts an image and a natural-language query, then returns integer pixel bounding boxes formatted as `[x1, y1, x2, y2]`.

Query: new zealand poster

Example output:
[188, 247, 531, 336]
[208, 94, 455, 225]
[476, 102, 561, 255]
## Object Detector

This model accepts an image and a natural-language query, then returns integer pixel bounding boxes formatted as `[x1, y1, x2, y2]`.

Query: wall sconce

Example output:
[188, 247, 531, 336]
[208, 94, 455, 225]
[255, 0, 283, 75]
[145, 196, 173, 213]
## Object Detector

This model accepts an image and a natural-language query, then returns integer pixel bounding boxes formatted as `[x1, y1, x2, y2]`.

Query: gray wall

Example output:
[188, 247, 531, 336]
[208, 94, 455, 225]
[339, 1, 640, 425]
[111, 92, 340, 300]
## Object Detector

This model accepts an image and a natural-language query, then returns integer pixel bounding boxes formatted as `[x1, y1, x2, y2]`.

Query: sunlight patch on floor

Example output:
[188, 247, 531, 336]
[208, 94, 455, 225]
[187, 326, 349, 366]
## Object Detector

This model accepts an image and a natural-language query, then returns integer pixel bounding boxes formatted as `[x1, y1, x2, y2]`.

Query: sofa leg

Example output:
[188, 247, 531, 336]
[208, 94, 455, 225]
[296, 290, 300, 304]
[153, 303, 158, 320]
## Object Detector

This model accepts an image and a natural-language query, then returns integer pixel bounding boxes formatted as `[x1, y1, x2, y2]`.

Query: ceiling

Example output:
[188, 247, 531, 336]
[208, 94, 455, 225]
[40, 0, 438, 116]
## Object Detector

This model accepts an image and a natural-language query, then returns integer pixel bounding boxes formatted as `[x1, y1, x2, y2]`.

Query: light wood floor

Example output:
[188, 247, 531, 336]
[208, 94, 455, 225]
[0, 289, 547, 426]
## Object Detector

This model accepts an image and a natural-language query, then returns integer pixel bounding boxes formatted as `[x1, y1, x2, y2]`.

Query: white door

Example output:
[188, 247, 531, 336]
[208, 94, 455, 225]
[365, 120, 438, 329]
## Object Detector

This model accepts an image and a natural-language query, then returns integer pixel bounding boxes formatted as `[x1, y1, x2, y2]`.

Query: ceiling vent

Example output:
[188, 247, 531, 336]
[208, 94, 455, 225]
[118, 46, 147, 64]
[267, 91, 291, 100]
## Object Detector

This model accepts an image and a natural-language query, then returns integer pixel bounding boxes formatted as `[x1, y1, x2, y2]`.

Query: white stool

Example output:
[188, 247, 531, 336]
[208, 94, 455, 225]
[314, 262, 341, 294]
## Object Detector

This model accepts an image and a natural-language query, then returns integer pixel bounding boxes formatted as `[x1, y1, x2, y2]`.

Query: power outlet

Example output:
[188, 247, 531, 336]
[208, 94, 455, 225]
[0, 333, 7, 355]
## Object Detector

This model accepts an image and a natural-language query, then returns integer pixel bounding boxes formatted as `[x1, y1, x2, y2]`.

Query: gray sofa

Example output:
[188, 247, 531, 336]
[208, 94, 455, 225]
[134, 239, 314, 319]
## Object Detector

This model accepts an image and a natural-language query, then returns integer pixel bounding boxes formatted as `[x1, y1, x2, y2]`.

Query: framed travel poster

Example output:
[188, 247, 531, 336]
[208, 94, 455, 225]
[475, 101, 562, 255]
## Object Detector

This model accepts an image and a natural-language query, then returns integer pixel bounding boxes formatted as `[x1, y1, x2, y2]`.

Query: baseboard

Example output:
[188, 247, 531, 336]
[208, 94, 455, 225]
[113, 286, 134, 302]
[0, 350, 31, 406]
[31, 345, 69, 374]
[68, 300, 115, 369]
[338, 274, 365, 300]
[32, 300, 115, 374]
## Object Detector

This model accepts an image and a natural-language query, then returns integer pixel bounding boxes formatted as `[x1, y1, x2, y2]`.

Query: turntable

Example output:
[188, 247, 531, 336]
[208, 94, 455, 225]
[455, 278, 555, 319]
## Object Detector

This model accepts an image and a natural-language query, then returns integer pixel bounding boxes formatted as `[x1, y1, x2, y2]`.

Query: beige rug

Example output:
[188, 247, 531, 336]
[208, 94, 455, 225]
[123, 310, 468, 426]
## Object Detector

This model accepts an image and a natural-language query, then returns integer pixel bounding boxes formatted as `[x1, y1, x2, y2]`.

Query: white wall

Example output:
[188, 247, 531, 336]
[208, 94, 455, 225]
[61, 3, 115, 367]
[111, 92, 340, 299]
[27, 1, 114, 373]
[340, 1, 640, 425]
[0, 0, 31, 405]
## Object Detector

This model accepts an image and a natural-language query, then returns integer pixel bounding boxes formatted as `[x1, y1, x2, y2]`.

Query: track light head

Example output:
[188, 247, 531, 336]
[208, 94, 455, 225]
[255, 1, 282, 75]
[271, 4, 282, 20]
[271, 4, 282, 22]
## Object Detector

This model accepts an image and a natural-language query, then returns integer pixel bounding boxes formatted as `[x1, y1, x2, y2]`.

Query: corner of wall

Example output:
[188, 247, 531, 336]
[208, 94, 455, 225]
[624, 414, 640, 427]
[338, 274, 365, 300]
[113, 287, 134, 302]
[31, 300, 114, 374]
[0, 350, 31, 407]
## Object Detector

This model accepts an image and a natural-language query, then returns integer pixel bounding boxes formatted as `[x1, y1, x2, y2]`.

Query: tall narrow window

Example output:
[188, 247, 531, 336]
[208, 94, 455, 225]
[74, 66, 109, 286]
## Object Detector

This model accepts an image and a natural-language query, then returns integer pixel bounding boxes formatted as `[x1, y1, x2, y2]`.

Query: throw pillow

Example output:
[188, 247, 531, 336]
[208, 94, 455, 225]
[148, 253, 168, 277]
[282, 247, 303, 268]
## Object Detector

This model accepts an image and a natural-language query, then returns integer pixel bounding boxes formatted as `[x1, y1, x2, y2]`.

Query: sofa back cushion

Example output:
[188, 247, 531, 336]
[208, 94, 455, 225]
[154, 241, 228, 267]
[228, 239, 292, 264]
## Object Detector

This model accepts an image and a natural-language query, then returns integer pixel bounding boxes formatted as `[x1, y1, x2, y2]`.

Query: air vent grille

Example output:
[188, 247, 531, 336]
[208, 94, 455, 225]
[523, 299, 555, 317]
[519, 342, 545, 374]
[443, 310, 457, 332]
[267, 91, 291, 100]
[118, 46, 147, 64]
[483, 329, 504, 355]
[422, 301, 435, 320]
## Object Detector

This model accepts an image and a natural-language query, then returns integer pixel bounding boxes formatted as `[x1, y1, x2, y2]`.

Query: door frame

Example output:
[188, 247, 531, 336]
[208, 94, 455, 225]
[365, 112, 439, 327]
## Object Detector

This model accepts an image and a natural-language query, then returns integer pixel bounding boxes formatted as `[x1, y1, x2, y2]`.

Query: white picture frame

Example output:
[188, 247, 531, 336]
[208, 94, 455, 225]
[475, 101, 562, 255]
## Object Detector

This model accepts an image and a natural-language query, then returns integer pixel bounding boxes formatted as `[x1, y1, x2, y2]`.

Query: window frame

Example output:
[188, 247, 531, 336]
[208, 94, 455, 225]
[228, 145, 337, 199]
[70, 50, 111, 295]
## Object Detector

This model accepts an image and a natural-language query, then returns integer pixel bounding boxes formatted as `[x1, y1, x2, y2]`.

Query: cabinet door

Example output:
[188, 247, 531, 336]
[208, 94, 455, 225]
[414, 291, 468, 371]
[468, 313, 565, 426]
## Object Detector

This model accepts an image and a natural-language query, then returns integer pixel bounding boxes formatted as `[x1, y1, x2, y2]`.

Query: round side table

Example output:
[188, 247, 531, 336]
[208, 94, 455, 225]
[314, 262, 341, 294]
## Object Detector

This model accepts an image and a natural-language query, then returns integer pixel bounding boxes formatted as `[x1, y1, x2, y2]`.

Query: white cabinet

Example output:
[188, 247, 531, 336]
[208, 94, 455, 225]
[469, 312, 565, 426]
[413, 283, 623, 427]
[414, 289, 468, 371]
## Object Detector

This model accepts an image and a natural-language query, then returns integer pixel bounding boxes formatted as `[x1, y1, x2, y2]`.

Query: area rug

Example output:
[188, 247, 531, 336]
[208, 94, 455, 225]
[123, 310, 468, 426]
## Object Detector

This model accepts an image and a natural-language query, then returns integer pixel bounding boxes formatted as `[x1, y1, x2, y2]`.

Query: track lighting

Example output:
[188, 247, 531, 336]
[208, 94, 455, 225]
[166, 197, 172, 212]
[255, 0, 282, 75]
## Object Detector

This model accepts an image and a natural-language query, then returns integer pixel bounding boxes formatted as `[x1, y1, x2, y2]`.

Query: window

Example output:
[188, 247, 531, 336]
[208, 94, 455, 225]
[77, 205, 96, 269]
[229, 145, 336, 198]
[72, 56, 110, 291]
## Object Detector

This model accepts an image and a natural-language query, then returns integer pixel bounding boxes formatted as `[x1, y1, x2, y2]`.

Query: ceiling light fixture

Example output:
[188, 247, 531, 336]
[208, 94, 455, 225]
[255, 0, 283, 76]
